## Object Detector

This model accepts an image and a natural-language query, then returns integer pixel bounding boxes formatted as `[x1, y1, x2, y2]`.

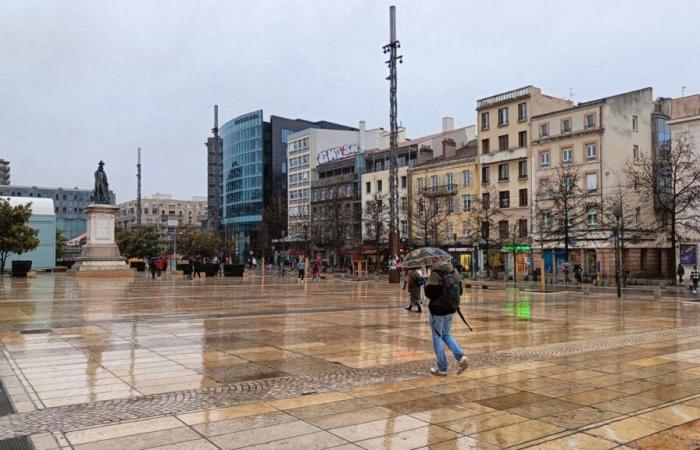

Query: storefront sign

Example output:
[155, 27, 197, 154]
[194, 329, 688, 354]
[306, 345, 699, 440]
[317, 144, 359, 165]
[501, 244, 531, 252]
[681, 244, 697, 265]
[447, 247, 474, 252]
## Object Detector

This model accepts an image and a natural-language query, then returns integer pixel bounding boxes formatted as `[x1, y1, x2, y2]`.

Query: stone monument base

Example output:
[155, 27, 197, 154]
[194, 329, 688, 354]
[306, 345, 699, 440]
[69, 204, 133, 277]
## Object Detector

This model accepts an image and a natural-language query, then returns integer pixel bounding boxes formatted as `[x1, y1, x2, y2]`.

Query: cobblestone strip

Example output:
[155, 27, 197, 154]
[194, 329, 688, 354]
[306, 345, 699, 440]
[2, 325, 700, 439]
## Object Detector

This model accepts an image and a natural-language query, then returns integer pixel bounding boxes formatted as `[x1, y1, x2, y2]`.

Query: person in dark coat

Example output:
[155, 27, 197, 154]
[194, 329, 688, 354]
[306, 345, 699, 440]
[424, 261, 469, 376]
[149, 256, 158, 279]
[678, 263, 686, 284]
[404, 268, 423, 313]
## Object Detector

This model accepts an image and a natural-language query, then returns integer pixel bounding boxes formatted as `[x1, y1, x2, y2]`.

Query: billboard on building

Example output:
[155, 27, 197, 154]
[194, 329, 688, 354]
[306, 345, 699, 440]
[681, 244, 697, 265]
[317, 144, 359, 165]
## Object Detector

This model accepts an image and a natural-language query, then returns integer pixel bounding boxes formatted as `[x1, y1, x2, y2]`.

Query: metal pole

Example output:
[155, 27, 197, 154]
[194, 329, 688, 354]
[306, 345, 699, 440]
[136, 147, 142, 228]
[172, 227, 177, 272]
[615, 219, 621, 298]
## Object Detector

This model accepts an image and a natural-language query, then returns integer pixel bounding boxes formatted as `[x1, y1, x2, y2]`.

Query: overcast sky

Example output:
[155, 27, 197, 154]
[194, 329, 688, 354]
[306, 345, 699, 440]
[1, 0, 698, 202]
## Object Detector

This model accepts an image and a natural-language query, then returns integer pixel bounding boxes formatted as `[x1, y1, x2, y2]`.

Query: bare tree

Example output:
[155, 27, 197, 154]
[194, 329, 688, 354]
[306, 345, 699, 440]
[362, 192, 390, 273]
[500, 222, 530, 282]
[537, 163, 587, 262]
[313, 188, 354, 265]
[626, 131, 700, 274]
[409, 191, 448, 247]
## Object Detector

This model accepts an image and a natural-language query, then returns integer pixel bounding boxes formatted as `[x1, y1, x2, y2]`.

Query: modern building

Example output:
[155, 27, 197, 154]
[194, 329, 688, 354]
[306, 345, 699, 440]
[407, 140, 478, 270]
[476, 86, 573, 277]
[116, 193, 207, 230]
[531, 87, 671, 278]
[0, 159, 9, 185]
[362, 117, 475, 244]
[2, 197, 56, 270]
[216, 110, 355, 262]
[0, 185, 115, 239]
[287, 121, 391, 237]
[668, 93, 700, 269]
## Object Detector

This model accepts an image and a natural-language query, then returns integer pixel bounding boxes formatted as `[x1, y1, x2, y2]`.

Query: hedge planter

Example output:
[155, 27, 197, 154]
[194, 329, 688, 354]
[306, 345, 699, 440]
[11, 260, 32, 278]
[223, 264, 244, 277]
[130, 261, 146, 272]
[202, 263, 220, 277]
[176, 263, 192, 275]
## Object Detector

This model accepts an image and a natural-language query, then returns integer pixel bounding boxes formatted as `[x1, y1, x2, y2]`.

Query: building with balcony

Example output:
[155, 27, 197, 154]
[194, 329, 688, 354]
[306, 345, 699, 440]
[476, 86, 573, 277]
[407, 140, 478, 270]
[1, 184, 115, 239]
[361, 117, 475, 245]
[531, 87, 671, 278]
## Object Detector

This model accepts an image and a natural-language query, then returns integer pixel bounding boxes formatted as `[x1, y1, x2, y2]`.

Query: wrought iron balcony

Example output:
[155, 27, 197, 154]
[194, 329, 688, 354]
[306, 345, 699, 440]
[421, 183, 458, 197]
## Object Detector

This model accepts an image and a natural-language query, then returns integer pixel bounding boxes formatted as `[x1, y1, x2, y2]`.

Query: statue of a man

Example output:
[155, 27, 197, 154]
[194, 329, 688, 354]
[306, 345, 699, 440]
[93, 161, 110, 204]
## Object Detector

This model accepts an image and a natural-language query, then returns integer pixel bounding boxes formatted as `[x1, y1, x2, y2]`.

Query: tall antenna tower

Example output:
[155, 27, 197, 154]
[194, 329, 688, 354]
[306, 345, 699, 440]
[136, 147, 142, 228]
[383, 5, 402, 256]
[210, 105, 220, 232]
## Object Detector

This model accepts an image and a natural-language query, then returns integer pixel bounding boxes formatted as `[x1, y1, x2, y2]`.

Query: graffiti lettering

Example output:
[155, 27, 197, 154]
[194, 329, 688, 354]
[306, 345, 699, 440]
[317, 144, 359, 165]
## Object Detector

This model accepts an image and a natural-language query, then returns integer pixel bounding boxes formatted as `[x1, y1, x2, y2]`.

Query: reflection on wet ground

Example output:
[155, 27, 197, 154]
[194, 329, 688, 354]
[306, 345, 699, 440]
[2, 274, 700, 448]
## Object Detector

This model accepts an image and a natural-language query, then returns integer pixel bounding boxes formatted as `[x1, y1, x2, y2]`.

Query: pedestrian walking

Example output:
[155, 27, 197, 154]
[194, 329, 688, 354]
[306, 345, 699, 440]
[573, 264, 583, 283]
[297, 259, 305, 283]
[404, 268, 424, 313]
[193, 257, 202, 278]
[678, 263, 686, 284]
[149, 256, 158, 280]
[312, 260, 320, 283]
[692, 266, 700, 294]
[424, 261, 469, 376]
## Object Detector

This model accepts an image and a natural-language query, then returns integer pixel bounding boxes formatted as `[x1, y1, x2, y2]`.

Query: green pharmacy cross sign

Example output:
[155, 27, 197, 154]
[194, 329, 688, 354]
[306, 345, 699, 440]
[500, 244, 531, 252]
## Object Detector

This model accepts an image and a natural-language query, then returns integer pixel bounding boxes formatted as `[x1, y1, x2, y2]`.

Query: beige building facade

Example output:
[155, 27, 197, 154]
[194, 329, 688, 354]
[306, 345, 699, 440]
[476, 86, 572, 276]
[116, 193, 208, 230]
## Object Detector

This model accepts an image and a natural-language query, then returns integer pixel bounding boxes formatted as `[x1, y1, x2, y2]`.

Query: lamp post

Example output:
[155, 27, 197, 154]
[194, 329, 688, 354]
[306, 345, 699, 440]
[612, 205, 622, 298]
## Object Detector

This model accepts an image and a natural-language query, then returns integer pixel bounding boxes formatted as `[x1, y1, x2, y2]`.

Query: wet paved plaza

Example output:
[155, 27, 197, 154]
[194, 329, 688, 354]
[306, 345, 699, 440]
[3, 275, 700, 448]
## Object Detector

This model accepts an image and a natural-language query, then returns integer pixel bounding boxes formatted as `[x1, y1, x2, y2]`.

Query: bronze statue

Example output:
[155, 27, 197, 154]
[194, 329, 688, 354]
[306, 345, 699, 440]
[93, 161, 110, 204]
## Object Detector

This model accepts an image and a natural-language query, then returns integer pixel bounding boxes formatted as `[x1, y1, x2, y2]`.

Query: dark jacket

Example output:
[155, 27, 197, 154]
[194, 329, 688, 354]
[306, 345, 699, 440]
[425, 261, 461, 316]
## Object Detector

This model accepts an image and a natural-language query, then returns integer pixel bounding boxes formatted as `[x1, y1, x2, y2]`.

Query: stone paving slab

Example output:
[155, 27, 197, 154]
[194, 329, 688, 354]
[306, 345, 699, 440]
[3, 325, 700, 439]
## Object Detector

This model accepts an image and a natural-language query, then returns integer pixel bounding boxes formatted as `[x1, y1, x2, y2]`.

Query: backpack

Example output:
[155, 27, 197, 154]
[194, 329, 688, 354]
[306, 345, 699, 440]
[440, 271, 462, 309]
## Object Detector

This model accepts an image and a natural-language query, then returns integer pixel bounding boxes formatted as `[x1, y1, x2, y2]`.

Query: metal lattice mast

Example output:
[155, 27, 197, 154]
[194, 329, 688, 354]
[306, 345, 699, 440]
[211, 105, 220, 232]
[383, 5, 402, 254]
[136, 147, 142, 228]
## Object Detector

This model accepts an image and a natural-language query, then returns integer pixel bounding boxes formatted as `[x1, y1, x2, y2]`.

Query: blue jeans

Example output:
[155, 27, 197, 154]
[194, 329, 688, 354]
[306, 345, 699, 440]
[429, 314, 464, 372]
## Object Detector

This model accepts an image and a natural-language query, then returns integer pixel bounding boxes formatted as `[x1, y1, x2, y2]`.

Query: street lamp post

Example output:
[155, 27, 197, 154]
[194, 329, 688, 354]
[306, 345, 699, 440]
[613, 205, 622, 298]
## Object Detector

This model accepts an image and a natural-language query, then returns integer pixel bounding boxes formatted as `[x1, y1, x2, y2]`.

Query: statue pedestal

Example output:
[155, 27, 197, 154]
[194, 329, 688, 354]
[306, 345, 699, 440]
[70, 204, 132, 277]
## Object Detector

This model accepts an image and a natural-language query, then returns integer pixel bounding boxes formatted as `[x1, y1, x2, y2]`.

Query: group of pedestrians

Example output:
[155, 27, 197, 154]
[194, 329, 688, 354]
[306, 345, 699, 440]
[295, 258, 322, 283]
[148, 255, 167, 279]
[677, 263, 700, 294]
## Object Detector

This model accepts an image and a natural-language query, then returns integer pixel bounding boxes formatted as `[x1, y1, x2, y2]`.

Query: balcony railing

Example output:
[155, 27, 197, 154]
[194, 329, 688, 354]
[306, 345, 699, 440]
[421, 184, 458, 197]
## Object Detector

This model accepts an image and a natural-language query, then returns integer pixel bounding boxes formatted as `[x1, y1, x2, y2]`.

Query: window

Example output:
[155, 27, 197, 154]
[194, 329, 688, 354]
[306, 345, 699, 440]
[633, 145, 639, 160]
[498, 107, 509, 126]
[346, 184, 352, 197]
[462, 194, 472, 212]
[632, 115, 638, 131]
[518, 102, 528, 121]
[586, 143, 597, 160]
[498, 135, 509, 151]
[541, 212, 550, 230]
[562, 147, 572, 164]
[462, 221, 470, 237]
[539, 178, 550, 196]
[540, 123, 549, 137]
[462, 170, 472, 187]
[400, 176, 407, 189]
[446, 172, 453, 187]
[586, 173, 598, 193]
[482, 193, 490, 208]
[540, 151, 550, 168]
[518, 130, 527, 148]
[635, 207, 641, 225]
[564, 176, 574, 193]
[518, 219, 528, 238]
[480, 167, 491, 186]
[499, 191, 510, 208]
[377, 180, 383, 192]
[519, 188, 528, 207]
[482, 138, 490, 154]
[498, 163, 509, 181]
[431, 175, 438, 188]
[482, 221, 490, 239]
[518, 160, 527, 178]
[447, 197, 454, 214]
[499, 220, 509, 239]
[585, 114, 596, 129]
[562, 118, 571, 133]
[400, 196, 407, 211]
[366, 182, 371, 194]
[281, 129, 294, 143]
[417, 177, 425, 190]
[481, 112, 490, 130]
[587, 208, 598, 229]
[401, 220, 408, 236]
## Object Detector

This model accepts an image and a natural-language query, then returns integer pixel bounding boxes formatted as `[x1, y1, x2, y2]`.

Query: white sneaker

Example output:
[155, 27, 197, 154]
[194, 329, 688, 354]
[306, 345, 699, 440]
[456, 356, 469, 374]
[430, 367, 448, 376]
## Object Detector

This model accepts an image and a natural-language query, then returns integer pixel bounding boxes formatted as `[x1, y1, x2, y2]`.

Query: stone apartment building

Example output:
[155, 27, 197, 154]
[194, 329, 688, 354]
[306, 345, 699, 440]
[531, 87, 673, 278]
[116, 194, 207, 231]
[476, 86, 573, 275]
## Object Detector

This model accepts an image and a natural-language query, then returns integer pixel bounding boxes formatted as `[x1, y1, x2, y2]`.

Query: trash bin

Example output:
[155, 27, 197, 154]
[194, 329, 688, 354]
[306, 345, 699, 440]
[11, 260, 32, 278]
[388, 269, 401, 283]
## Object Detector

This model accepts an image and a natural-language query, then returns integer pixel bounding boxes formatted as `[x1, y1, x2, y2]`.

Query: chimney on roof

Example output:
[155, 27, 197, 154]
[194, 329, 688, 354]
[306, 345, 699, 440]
[442, 138, 456, 159]
[359, 120, 366, 150]
[442, 116, 454, 132]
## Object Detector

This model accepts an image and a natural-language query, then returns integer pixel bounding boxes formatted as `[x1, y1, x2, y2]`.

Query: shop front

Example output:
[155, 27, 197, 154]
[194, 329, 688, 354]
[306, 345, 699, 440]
[447, 247, 475, 275]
